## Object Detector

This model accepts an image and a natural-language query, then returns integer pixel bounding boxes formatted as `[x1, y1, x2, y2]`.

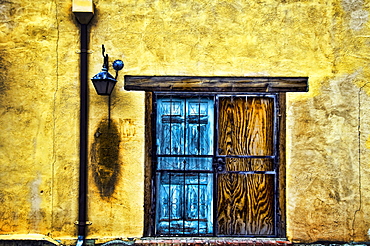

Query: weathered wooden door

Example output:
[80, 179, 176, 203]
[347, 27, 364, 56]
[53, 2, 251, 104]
[216, 96, 276, 236]
[155, 96, 215, 235]
[154, 94, 277, 236]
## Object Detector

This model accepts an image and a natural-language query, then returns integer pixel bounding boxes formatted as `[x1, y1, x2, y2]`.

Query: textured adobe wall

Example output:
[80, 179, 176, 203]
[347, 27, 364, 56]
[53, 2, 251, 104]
[286, 0, 370, 242]
[0, 0, 80, 239]
[0, 0, 370, 244]
[91, 0, 370, 241]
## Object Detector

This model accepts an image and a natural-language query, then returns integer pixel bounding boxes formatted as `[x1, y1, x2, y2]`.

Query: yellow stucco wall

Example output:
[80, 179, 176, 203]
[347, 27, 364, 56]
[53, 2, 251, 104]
[1, 0, 370, 244]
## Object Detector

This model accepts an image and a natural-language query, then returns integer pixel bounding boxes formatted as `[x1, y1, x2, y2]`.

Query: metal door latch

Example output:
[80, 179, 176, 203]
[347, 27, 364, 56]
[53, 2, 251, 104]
[214, 157, 225, 172]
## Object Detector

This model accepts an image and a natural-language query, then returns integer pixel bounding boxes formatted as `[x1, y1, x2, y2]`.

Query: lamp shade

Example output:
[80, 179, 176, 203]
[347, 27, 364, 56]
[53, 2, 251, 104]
[91, 68, 117, 95]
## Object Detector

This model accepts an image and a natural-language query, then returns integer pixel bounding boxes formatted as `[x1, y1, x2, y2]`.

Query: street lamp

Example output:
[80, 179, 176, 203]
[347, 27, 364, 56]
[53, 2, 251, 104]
[91, 45, 124, 95]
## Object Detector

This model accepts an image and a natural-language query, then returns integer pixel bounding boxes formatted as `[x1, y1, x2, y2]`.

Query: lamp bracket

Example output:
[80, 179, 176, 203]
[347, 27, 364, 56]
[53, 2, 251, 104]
[75, 49, 93, 54]
[74, 220, 93, 226]
[102, 44, 109, 69]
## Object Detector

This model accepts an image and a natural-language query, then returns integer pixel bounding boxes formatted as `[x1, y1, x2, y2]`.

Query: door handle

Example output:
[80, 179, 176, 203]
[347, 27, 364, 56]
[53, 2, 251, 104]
[214, 157, 226, 172]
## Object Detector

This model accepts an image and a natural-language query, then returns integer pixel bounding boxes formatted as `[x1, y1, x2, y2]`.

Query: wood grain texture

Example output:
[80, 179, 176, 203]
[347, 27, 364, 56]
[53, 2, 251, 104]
[246, 174, 274, 235]
[217, 173, 249, 235]
[217, 96, 274, 157]
[124, 76, 308, 92]
[218, 96, 248, 156]
[217, 96, 275, 235]
[277, 93, 286, 237]
[144, 92, 154, 236]
[246, 97, 274, 156]
[217, 174, 274, 235]
[225, 158, 273, 172]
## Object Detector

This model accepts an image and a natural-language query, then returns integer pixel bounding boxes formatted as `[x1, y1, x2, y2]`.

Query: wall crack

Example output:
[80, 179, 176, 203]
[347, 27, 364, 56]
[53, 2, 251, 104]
[50, 0, 60, 237]
[352, 82, 369, 241]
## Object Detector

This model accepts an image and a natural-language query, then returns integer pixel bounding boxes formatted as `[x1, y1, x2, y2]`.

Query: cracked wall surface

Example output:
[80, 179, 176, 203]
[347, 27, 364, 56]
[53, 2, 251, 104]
[1, 0, 370, 244]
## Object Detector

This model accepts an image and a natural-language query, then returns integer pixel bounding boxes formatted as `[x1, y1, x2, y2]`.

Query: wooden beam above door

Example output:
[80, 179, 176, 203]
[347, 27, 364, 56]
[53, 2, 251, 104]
[124, 76, 308, 92]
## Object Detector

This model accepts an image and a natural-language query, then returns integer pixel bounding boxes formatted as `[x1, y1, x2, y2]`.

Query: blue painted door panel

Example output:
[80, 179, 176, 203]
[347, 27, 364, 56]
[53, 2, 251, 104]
[156, 97, 214, 156]
[155, 172, 213, 235]
[155, 96, 214, 235]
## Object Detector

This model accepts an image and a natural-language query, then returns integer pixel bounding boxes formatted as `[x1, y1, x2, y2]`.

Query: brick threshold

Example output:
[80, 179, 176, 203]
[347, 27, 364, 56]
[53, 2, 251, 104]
[134, 237, 291, 245]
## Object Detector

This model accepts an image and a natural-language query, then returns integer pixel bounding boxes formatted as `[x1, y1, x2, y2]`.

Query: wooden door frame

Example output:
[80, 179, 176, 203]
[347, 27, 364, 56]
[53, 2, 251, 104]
[124, 75, 308, 238]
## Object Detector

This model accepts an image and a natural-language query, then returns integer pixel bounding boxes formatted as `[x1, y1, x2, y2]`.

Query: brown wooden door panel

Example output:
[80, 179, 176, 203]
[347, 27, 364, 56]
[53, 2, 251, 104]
[246, 97, 274, 156]
[218, 97, 274, 156]
[217, 173, 274, 235]
[225, 158, 274, 172]
[218, 96, 248, 156]
[217, 96, 275, 236]
[245, 174, 274, 235]
[217, 173, 248, 235]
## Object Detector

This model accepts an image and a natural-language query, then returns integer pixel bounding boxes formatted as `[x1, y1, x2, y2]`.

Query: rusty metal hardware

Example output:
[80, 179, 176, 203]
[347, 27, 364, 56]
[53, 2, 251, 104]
[74, 221, 92, 226]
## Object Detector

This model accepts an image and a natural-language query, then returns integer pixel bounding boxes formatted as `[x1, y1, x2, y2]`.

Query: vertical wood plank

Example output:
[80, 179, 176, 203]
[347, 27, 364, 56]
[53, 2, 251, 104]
[144, 92, 153, 236]
[217, 97, 249, 235]
[217, 96, 275, 236]
[218, 96, 248, 156]
[277, 93, 286, 237]
[217, 173, 248, 235]
[246, 174, 274, 235]
[246, 97, 274, 156]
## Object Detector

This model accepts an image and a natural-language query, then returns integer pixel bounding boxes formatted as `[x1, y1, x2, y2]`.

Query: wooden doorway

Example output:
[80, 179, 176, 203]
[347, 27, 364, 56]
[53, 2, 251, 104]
[124, 75, 308, 238]
[153, 94, 280, 237]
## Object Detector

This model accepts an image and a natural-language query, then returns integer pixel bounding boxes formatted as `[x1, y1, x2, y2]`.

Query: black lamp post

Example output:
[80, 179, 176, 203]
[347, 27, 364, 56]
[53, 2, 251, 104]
[91, 45, 124, 95]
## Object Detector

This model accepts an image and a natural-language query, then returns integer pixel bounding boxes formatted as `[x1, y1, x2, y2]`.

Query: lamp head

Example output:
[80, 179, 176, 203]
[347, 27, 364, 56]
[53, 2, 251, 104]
[91, 45, 124, 96]
[91, 68, 117, 96]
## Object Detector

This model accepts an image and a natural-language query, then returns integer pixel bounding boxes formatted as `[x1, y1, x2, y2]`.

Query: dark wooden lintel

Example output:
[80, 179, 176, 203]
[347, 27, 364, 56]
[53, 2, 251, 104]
[124, 76, 308, 92]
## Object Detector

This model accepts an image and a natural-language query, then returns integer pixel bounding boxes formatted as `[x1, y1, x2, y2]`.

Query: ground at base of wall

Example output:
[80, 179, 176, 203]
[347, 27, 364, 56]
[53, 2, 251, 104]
[1, 239, 370, 246]
[0, 241, 58, 246]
